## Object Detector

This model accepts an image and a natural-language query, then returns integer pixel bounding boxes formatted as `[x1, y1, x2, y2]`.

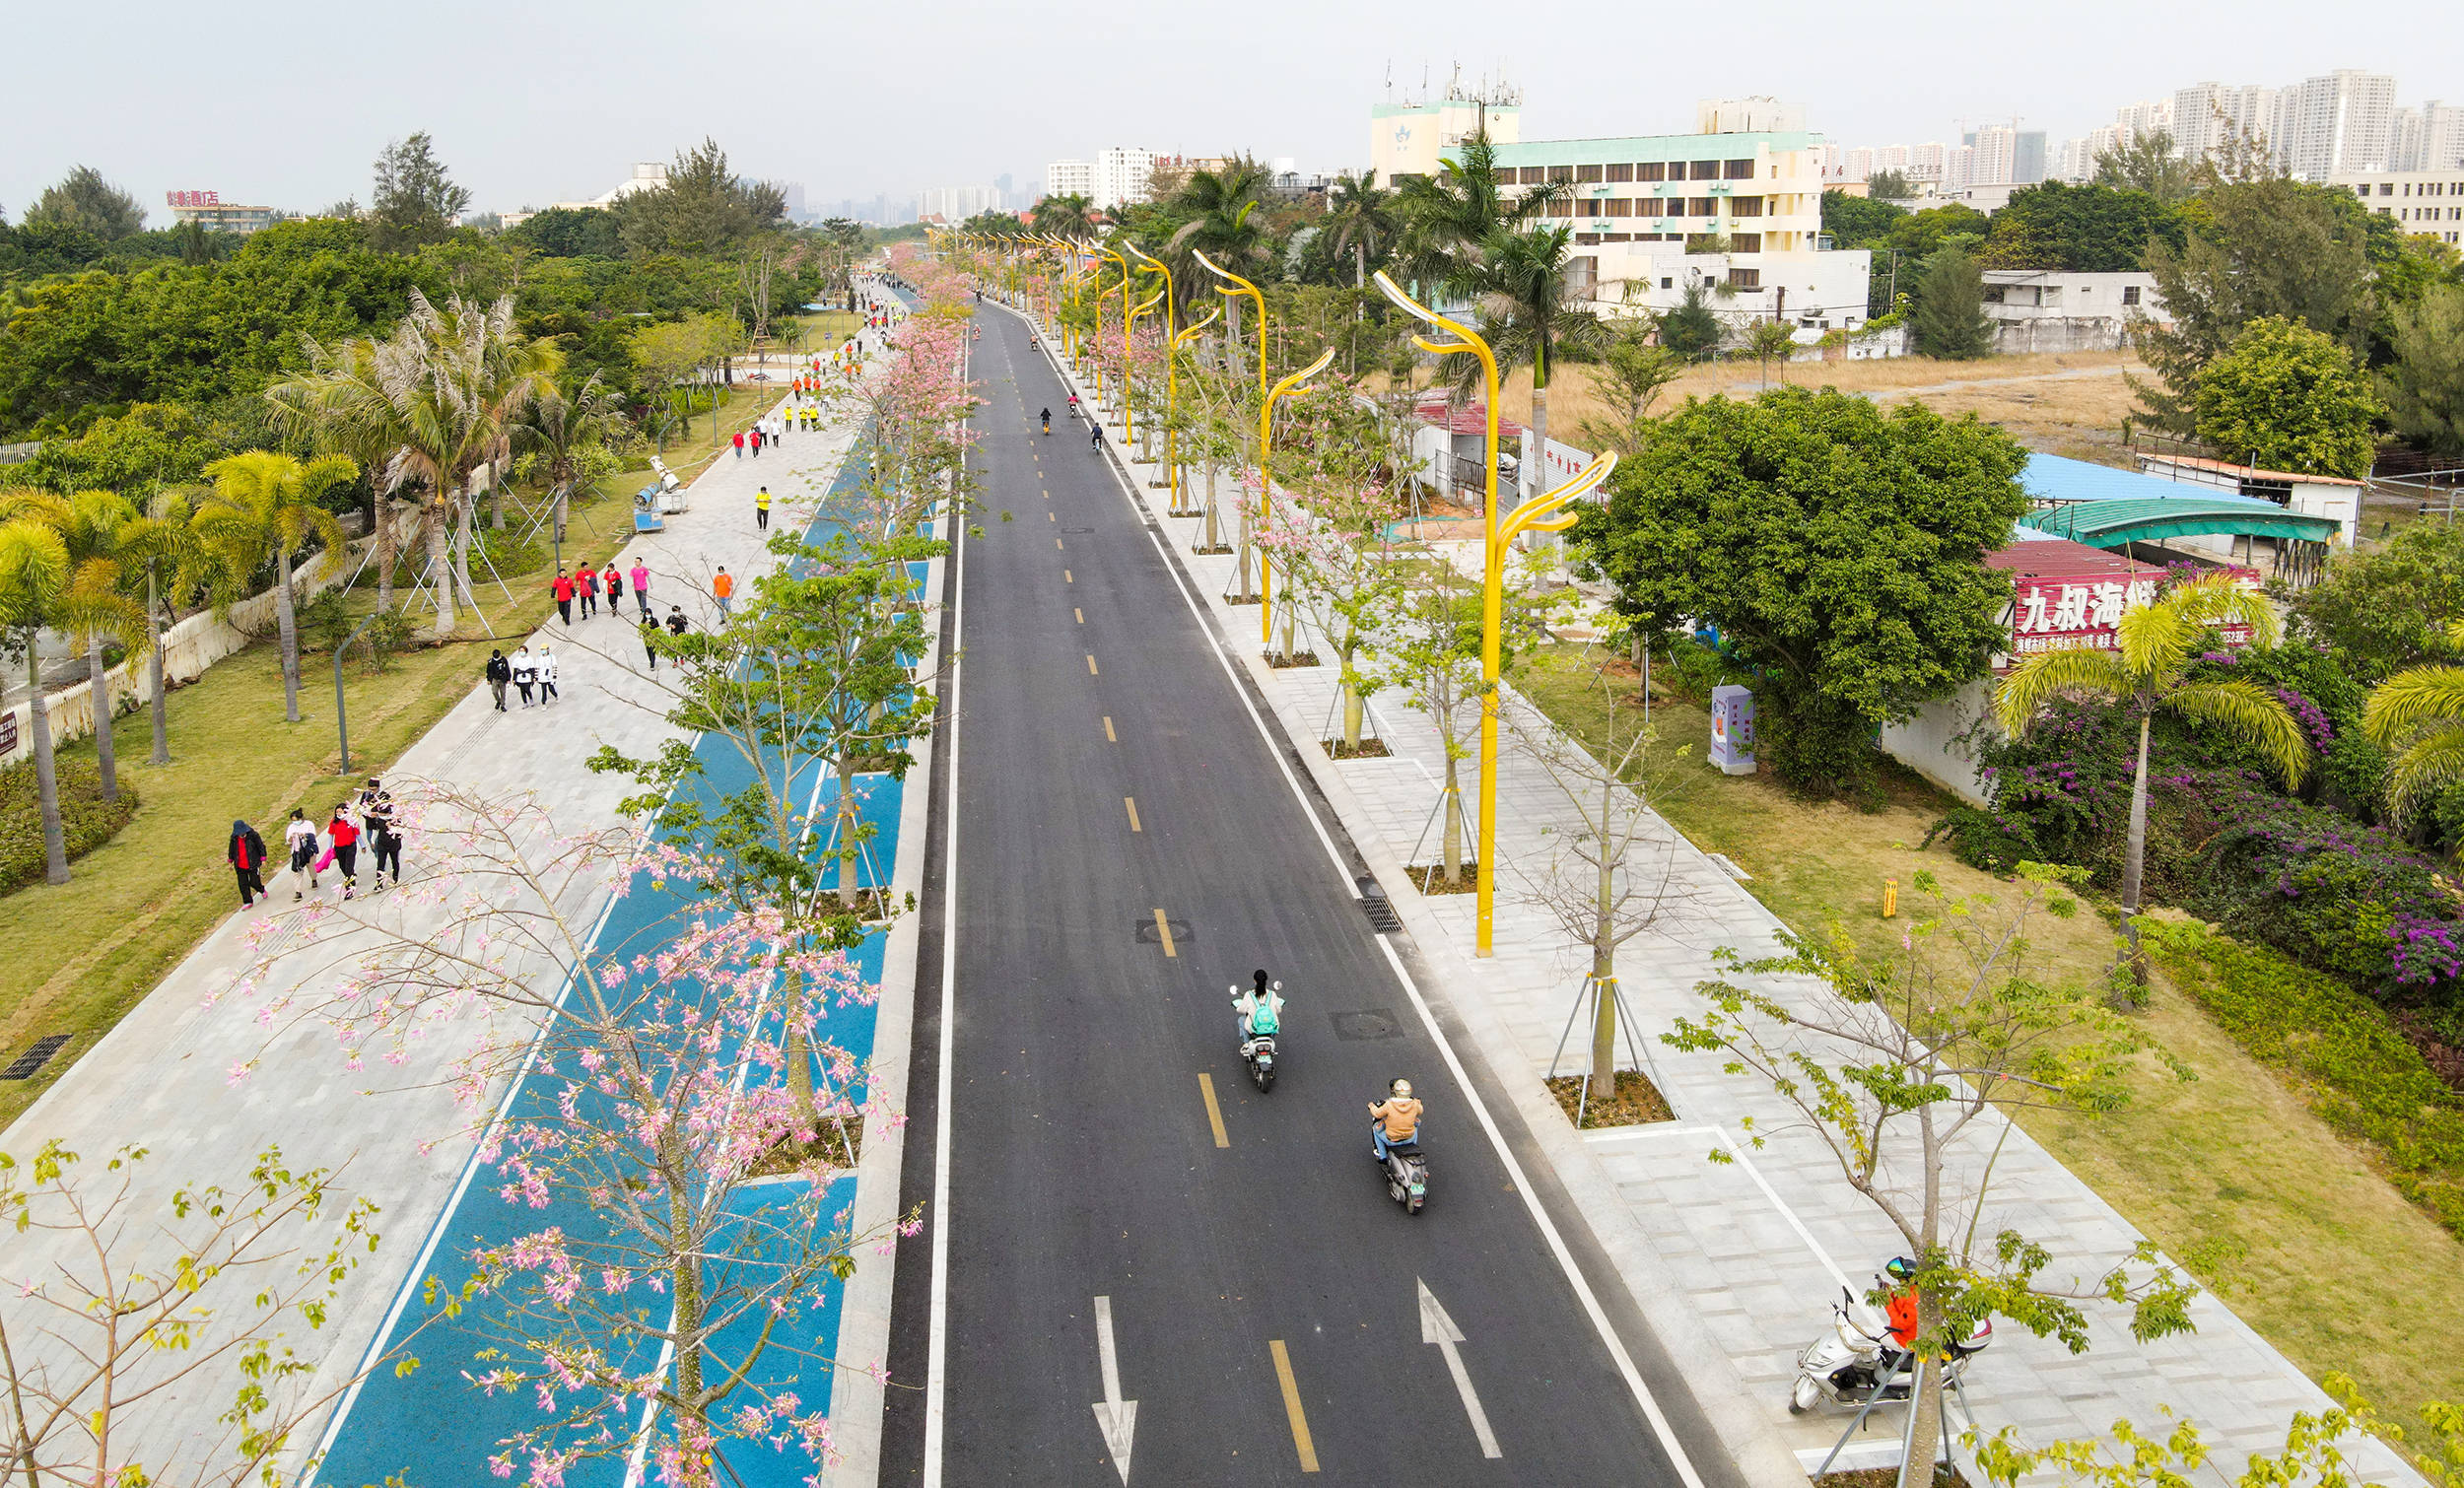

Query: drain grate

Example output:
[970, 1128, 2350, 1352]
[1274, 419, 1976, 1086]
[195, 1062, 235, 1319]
[1, 1035, 72, 1081]
[1355, 875, 1402, 933]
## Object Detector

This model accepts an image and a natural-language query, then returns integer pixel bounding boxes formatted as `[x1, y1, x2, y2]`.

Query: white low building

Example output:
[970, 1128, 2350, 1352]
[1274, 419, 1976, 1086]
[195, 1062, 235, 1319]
[1982, 268, 2169, 353]
[2134, 452, 2364, 549]
[2329, 168, 2464, 244]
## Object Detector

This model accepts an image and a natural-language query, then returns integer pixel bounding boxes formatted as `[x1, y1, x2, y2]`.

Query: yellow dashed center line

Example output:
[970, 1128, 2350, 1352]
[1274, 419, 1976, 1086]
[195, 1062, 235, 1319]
[1063, 570, 1072, 582]
[1125, 796, 1141, 832]
[1086, 654, 1099, 675]
[1151, 908, 1176, 957]
[1074, 607, 1084, 624]
[1056, 538, 1064, 550]
[1103, 715, 1117, 742]
[1198, 1072, 1230, 1147]
[1269, 1341, 1319, 1471]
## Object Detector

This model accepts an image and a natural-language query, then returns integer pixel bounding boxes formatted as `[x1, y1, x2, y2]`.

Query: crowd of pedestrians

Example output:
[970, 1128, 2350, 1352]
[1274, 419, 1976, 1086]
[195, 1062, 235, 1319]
[227, 778, 404, 908]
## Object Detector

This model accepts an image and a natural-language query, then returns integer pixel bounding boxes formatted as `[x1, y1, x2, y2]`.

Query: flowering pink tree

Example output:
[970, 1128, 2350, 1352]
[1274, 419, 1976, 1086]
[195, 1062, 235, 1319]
[1252, 389, 1406, 744]
[227, 787, 909, 1486]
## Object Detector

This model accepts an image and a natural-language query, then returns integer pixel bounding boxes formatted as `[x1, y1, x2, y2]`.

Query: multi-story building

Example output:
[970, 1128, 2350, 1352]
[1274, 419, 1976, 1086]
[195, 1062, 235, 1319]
[163, 191, 275, 235]
[1439, 98, 1870, 335]
[2390, 101, 2464, 171]
[1094, 147, 1157, 210]
[2280, 69, 2398, 177]
[2171, 82, 2286, 163]
[2330, 168, 2464, 244]
[917, 183, 1001, 222]
[1044, 160, 1095, 199]
[1371, 87, 1523, 181]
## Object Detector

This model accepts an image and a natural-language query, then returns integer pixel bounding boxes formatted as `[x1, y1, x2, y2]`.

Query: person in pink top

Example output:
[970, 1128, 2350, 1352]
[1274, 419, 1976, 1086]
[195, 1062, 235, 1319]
[628, 560, 651, 619]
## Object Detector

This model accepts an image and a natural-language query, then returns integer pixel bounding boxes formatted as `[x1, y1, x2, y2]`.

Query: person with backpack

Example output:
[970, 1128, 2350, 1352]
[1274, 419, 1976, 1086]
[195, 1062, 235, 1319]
[579, 563, 600, 618]
[484, 649, 512, 711]
[228, 819, 270, 907]
[367, 791, 402, 890]
[604, 562, 625, 615]
[640, 614, 663, 670]
[511, 644, 537, 708]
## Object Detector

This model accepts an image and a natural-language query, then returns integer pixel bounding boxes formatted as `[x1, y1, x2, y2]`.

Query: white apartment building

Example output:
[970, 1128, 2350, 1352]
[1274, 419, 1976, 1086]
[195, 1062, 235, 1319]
[917, 183, 1003, 222]
[1456, 99, 1870, 335]
[1983, 268, 2170, 351]
[2391, 101, 2464, 171]
[2170, 72, 2397, 177]
[2331, 168, 2464, 244]
[1044, 160, 1095, 199]
[1094, 148, 1157, 210]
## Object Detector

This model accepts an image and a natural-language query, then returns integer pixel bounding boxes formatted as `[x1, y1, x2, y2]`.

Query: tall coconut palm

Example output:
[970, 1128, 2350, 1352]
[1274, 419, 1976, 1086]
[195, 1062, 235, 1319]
[1392, 130, 1560, 300]
[0, 488, 146, 801]
[2361, 618, 2464, 822]
[0, 516, 139, 883]
[1170, 159, 1274, 382]
[1996, 574, 2310, 978]
[1464, 224, 1603, 507]
[192, 452, 356, 724]
[1030, 193, 1099, 239]
[116, 488, 210, 766]
[268, 290, 559, 639]
[515, 371, 620, 543]
[1323, 170, 1396, 290]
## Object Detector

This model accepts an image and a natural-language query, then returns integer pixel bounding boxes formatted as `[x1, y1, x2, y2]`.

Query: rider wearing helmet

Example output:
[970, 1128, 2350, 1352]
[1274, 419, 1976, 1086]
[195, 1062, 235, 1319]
[1879, 1255, 1920, 1380]
[1231, 970, 1283, 1050]
[1369, 1078, 1423, 1163]
[1041, 407, 1052, 434]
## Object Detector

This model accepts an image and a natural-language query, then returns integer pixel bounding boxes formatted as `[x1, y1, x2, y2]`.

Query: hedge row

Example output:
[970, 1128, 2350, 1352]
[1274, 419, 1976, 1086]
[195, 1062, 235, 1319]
[0, 758, 139, 895]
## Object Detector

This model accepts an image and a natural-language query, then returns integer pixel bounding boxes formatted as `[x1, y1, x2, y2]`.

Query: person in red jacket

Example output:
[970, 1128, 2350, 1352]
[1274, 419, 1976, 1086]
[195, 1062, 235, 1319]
[578, 563, 600, 618]
[732, 430, 746, 458]
[324, 808, 362, 901]
[1880, 1255, 1920, 1383]
[227, 819, 268, 907]
[552, 568, 576, 627]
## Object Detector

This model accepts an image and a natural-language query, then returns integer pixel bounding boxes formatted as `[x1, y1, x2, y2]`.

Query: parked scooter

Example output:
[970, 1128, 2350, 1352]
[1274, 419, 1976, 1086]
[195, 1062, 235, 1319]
[1789, 1285, 1992, 1414]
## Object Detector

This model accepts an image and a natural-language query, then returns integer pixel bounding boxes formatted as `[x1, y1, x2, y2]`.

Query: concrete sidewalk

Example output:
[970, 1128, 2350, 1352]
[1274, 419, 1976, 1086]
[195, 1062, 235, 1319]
[0, 397, 864, 1473]
[1008, 302, 2421, 1488]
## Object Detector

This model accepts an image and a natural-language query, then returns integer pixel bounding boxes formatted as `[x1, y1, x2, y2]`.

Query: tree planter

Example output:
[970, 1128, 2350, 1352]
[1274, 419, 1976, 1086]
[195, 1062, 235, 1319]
[1322, 737, 1390, 760]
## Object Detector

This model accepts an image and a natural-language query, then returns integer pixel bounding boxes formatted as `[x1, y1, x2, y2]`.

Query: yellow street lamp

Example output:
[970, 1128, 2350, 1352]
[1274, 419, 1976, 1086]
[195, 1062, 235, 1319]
[1372, 270, 1616, 956]
[1124, 282, 1167, 447]
[1191, 249, 1268, 402]
[1128, 243, 1175, 478]
[1167, 307, 1221, 517]
[1254, 347, 1335, 648]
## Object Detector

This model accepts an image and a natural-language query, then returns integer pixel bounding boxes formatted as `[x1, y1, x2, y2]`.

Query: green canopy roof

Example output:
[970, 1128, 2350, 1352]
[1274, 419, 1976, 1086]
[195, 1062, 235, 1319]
[2018, 496, 2340, 547]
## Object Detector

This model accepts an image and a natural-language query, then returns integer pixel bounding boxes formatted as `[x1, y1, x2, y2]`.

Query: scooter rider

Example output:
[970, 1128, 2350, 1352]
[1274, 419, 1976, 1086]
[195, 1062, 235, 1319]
[1041, 407, 1052, 434]
[1878, 1255, 1920, 1381]
[1231, 970, 1283, 1049]
[1369, 1078, 1423, 1162]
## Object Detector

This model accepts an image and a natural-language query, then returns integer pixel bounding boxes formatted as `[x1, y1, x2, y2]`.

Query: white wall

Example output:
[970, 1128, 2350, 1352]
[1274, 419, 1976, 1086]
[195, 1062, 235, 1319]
[1879, 679, 1997, 806]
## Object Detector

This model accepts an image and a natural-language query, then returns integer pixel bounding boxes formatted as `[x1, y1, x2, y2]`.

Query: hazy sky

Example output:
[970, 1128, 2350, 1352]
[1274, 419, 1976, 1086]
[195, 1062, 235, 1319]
[7, 0, 2452, 223]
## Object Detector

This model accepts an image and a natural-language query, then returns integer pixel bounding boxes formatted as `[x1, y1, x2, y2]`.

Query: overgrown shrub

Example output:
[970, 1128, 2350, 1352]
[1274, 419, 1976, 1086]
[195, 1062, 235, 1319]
[2145, 920, 2464, 1240]
[0, 758, 139, 895]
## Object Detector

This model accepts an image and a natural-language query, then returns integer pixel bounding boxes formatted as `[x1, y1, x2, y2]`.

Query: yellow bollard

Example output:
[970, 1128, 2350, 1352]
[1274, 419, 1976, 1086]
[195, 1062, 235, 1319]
[1882, 879, 1899, 918]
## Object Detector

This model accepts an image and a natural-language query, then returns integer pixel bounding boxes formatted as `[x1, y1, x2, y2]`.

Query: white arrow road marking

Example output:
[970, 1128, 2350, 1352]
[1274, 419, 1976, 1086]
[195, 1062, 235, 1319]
[1091, 1295, 1138, 1483]
[1418, 1278, 1502, 1458]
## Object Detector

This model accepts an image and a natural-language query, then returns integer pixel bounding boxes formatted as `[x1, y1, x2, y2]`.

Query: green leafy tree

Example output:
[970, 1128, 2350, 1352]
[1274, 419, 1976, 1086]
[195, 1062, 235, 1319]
[1980, 181, 2184, 273]
[1657, 281, 1723, 362]
[1819, 188, 1908, 248]
[1392, 131, 1559, 298]
[1743, 318, 1799, 387]
[0, 488, 147, 806]
[1997, 574, 2309, 977]
[513, 371, 620, 540]
[1865, 168, 1916, 202]
[367, 132, 471, 251]
[1467, 224, 1602, 503]
[0, 510, 140, 883]
[2381, 284, 2464, 460]
[1322, 170, 1397, 288]
[192, 451, 356, 724]
[21, 404, 228, 500]
[1667, 865, 2199, 1488]
[2092, 129, 2195, 204]
[507, 206, 623, 258]
[2292, 519, 2464, 683]
[21, 165, 146, 240]
[1572, 387, 2030, 796]
[1028, 193, 1098, 239]
[2362, 617, 2464, 825]
[1579, 318, 1682, 452]
[611, 138, 785, 257]
[2193, 315, 2380, 478]
[1912, 242, 1994, 360]
[2132, 170, 2375, 433]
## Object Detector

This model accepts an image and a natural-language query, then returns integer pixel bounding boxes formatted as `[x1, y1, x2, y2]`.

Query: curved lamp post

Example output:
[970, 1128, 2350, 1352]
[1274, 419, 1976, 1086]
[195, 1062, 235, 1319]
[1167, 306, 1221, 516]
[1124, 282, 1167, 447]
[1254, 347, 1335, 647]
[1086, 241, 1132, 417]
[1128, 243, 1175, 471]
[1192, 248, 1268, 403]
[1372, 270, 1615, 955]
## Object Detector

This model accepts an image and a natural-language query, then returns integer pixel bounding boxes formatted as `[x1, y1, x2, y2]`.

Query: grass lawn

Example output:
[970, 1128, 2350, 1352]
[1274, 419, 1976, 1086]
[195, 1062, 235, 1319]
[0, 385, 800, 1131]
[1515, 643, 2464, 1452]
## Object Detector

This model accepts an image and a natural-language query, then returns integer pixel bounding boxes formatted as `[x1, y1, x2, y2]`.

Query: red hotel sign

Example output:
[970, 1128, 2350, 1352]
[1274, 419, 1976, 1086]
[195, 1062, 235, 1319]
[165, 190, 225, 208]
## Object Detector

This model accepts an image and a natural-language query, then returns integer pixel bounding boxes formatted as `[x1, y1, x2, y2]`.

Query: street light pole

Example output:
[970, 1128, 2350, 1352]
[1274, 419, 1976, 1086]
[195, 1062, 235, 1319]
[1253, 349, 1335, 651]
[1373, 270, 1613, 956]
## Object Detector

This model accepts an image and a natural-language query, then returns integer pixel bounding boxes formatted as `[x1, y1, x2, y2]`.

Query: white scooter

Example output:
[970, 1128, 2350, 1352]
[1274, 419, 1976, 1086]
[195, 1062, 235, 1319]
[1789, 1286, 1991, 1414]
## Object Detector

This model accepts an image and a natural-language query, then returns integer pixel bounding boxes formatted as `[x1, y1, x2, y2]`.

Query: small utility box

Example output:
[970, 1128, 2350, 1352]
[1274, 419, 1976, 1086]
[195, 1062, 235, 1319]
[1709, 685, 1756, 776]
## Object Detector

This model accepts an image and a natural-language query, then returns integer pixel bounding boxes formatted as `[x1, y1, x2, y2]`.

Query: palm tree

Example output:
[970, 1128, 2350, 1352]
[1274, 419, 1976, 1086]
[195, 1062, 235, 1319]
[268, 291, 559, 638]
[2361, 619, 2464, 822]
[1030, 193, 1098, 239]
[1323, 170, 1396, 290]
[1996, 574, 2310, 978]
[1169, 160, 1274, 381]
[118, 489, 208, 766]
[192, 452, 355, 724]
[1459, 225, 1602, 507]
[516, 371, 620, 543]
[1392, 130, 1560, 300]
[0, 488, 146, 801]
[0, 515, 138, 883]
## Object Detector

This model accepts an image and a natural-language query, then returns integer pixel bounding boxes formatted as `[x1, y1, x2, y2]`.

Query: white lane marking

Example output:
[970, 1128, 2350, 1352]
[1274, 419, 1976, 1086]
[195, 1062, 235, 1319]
[1091, 1295, 1139, 1483]
[921, 364, 972, 1488]
[1418, 1277, 1502, 1458]
[1075, 383, 1713, 1488]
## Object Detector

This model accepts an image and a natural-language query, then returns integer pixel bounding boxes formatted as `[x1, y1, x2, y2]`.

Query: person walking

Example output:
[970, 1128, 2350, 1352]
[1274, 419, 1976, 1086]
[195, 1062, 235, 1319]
[713, 566, 734, 619]
[511, 644, 537, 707]
[485, 649, 512, 710]
[552, 569, 576, 627]
[604, 562, 624, 616]
[283, 808, 320, 901]
[536, 644, 560, 705]
[322, 807, 361, 900]
[367, 790, 402, 890]
[640, 614, 662, 671]
[755, 486, 771, 532]
[732, 430, 745, 459]
[665, 603, 688, 640]
[630, 560, 652, 619]
[579, 563, 600, 618]
[750, 427, 763, 459]
[228, 819, 269, 907]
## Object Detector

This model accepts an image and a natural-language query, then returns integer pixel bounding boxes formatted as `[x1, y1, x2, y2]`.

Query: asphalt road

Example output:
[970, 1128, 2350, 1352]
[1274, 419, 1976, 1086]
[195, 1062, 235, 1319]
[880, 304, 1718, 1484]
